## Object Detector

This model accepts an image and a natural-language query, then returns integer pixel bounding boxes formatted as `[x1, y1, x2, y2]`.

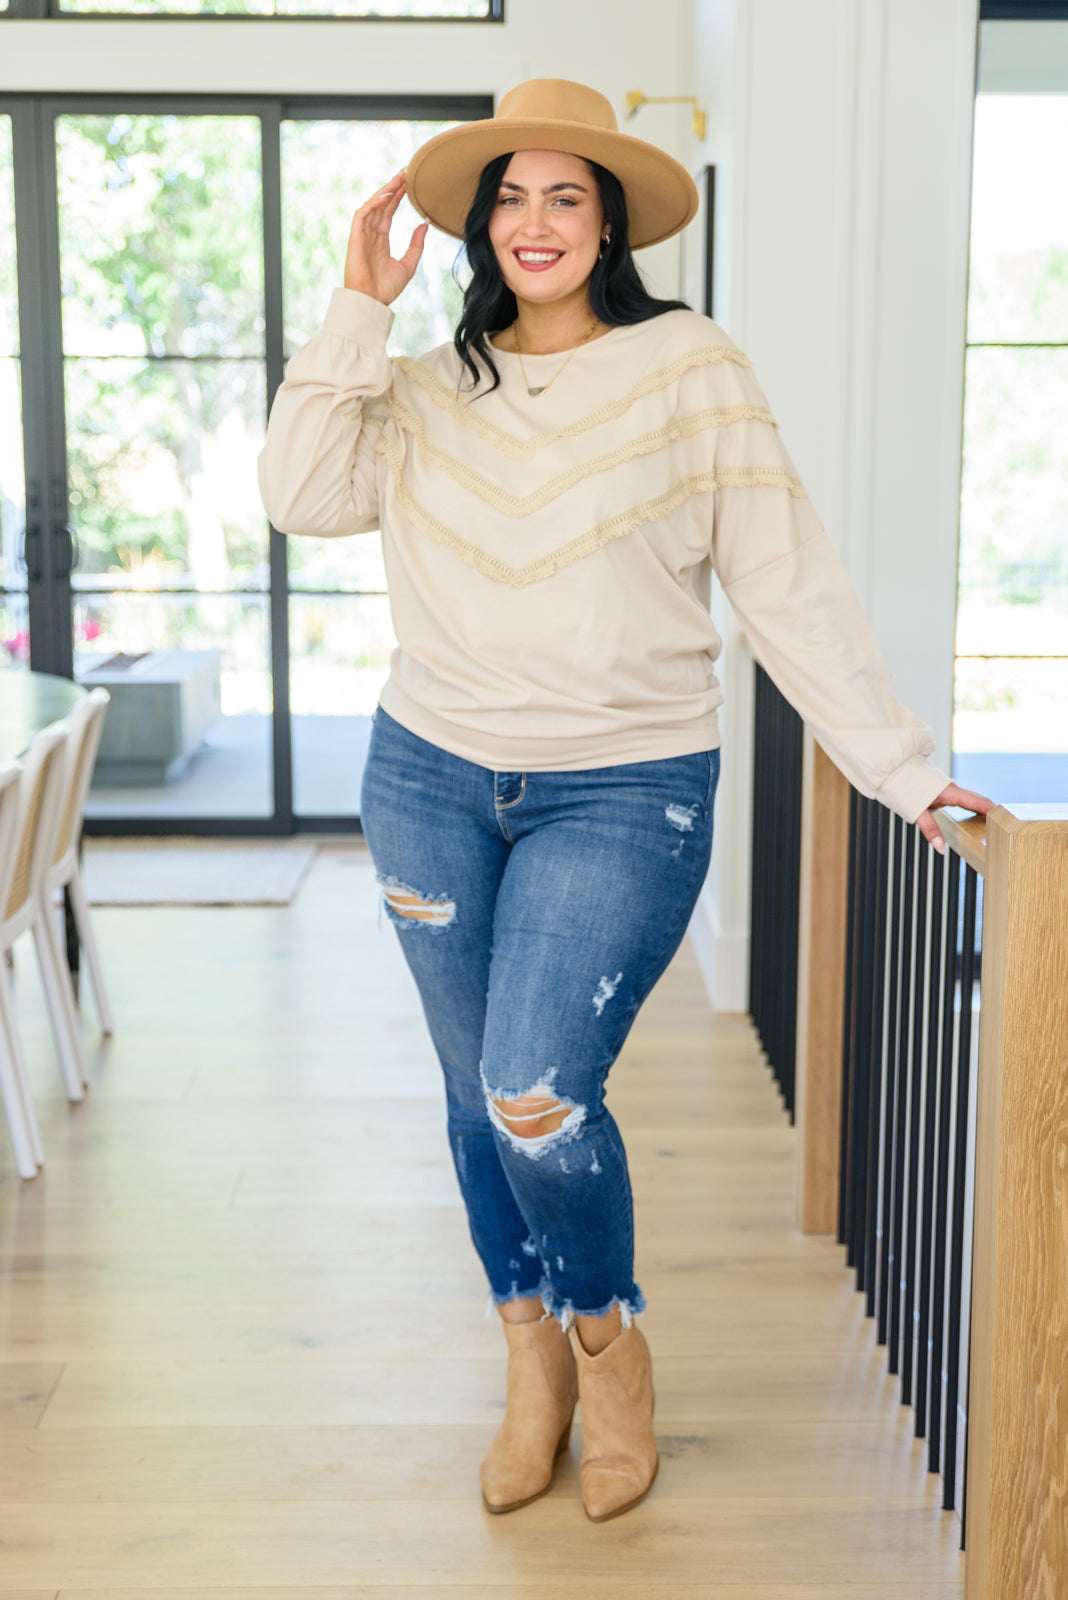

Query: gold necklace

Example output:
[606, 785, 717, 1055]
[512, 317, 601, 398]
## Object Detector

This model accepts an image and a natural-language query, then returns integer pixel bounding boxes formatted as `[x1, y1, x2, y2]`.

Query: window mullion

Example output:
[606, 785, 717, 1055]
[13, 98, 72, 676]
[261, 103, 293, 829]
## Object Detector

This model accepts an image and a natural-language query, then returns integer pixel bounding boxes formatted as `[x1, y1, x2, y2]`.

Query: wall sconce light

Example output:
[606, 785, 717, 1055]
[625, 91, 707, 142]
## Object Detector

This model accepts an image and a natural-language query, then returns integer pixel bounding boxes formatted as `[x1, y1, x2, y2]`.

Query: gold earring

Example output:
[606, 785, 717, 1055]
[599, 232, 610, 260]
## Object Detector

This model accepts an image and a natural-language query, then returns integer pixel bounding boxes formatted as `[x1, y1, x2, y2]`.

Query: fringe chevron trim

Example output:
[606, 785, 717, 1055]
[373, 434, 807, 589]
[383, 399, 782, 518]
[393, 344, 755, 459]
[715, 465, 807, 495]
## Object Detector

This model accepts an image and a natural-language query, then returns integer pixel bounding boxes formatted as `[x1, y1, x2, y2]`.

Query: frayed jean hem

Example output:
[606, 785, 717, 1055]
[550, 1289, 646, 1332]
[485, 1284, 646, 1330]
[486, 1276, 551, 1315]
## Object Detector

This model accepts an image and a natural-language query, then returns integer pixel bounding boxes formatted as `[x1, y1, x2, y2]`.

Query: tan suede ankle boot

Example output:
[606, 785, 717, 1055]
[570, 1322, 658, 1521]
[480, 1316, 578, 1514]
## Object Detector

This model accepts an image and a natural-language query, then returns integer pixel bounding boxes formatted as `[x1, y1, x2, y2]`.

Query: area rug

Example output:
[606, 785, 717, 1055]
[83, 839, 318, 906]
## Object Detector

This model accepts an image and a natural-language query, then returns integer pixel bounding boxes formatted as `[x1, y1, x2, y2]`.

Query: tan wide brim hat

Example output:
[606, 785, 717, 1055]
[405, 78, 699, 251]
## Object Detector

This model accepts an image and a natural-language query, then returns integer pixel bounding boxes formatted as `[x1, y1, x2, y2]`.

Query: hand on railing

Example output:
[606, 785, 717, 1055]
[920, 784, 996, 855]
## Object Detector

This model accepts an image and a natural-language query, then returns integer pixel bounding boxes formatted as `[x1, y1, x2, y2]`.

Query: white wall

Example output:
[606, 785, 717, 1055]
[687, 0, 979, 1010]
[0, 0, 697, 299]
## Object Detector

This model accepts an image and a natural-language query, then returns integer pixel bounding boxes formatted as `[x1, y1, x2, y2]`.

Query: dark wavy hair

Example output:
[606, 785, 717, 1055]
[452, 153, 690, 393]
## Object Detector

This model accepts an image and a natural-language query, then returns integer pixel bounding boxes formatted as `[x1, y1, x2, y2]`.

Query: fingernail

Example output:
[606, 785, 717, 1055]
[933, 837, 945, 855]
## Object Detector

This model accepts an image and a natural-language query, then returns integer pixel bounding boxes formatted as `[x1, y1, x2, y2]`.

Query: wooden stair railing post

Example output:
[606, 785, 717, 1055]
[965, 804, 1068, 1600]
[795, 732, 851, 1233]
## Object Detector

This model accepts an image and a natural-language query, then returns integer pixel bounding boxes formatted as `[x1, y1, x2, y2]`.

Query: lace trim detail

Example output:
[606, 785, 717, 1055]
[393, 344, 755, 459]
[383, 400, 782, 518]
[374, 433, 806, 588]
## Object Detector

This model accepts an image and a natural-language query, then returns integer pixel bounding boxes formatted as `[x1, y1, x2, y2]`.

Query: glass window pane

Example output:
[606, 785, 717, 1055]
[278, 0, 487, 12]
[954, 656, 1068, 756]
[287, 526, 387, 593]
[58, 0, 270, 10]
[65, 357, 268, 589]
[56, 115, 264, 359]
[957, 347, 1068, 658]
[967, 95, 1068, 344]
[289, 593, 395, 815]
[0, 358, 26, 620]
[1, 594, 29, 670]
[0, 116, 18, 360]
[60, 0, 487, 12]
[77, 593, 272, 819]
[0, 114, 27, 672]
[281, 118, 464, 359]
[282, 116, 467, 818]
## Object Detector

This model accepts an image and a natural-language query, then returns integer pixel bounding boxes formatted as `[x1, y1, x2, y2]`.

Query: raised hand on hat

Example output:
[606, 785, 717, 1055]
[344, 172, 429, 306]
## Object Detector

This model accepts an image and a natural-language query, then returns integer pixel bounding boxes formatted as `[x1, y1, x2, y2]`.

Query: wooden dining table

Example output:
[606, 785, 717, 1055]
[0, 671, 88, 765]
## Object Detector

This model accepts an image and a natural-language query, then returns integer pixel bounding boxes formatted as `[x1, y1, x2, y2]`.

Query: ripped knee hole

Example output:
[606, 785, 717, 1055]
[380, 884, 456, 926]
[490, 1092, 570, 1141]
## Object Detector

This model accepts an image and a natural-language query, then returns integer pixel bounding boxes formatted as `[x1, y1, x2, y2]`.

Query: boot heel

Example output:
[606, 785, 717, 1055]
[554, 1416, 573, 1457]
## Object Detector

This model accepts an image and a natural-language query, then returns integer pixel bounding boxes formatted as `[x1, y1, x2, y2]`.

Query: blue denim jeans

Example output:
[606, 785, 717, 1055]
[359, 707, 719, 1325]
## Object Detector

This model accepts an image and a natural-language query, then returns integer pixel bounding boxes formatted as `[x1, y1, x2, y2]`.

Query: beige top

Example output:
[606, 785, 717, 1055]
[259, 288, 948, 822]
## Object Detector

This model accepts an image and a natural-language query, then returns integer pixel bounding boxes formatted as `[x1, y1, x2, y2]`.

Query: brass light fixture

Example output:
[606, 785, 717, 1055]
[625, 91, 706, 142]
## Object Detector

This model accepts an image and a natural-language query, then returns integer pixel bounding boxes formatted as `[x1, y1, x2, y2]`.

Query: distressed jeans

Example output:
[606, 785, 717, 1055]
[360, 706, 719, 1324]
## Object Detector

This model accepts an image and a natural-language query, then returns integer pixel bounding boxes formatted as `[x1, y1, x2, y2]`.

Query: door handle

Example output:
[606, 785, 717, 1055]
[53, 522, 76, 581]
[23, 522, 42, 584]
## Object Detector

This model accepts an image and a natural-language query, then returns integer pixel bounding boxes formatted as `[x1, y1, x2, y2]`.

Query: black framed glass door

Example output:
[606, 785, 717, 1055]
[2, 91, 489, 832]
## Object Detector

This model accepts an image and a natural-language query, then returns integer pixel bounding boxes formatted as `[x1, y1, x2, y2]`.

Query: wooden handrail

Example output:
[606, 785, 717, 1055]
[934, 807, 987, 875]
[793, 748, 1068, 1595]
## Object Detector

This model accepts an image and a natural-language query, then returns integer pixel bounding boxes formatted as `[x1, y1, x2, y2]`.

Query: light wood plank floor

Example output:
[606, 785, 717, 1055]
[0, 844, 964, 1598]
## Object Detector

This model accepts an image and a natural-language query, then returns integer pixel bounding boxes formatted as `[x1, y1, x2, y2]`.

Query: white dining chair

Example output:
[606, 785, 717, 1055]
[0, 761, 43, 1180]
[0, 720, 86, 1106]
[43, 688, 113, 1036]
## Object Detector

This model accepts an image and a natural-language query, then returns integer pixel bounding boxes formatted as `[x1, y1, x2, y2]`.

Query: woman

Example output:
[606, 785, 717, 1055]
[259, 78, 991, 1523]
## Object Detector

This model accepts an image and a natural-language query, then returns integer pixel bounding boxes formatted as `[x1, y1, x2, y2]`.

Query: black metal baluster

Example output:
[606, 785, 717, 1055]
[889, 823, 916, 1375]
[772, 691, 786, 1101]
[850, 800, 875, 1285]
[878, 816, 904, 1343]
[748, 667, 803, 1118]
[916, 844, 946, 1438]
[749, 668, 766, 1060]
[901, 833, 928, 1407]
[929, 850, 963, 1472]
[944, 865, 979, 1512]
[780, 707, 802, 1120]
[961, 1331, 973, 1548]
[839, 787, 861, 1248]
[864, 804, 891, 1316]
[769, 688, 784, 1103]
[929, 850, 961, 1473]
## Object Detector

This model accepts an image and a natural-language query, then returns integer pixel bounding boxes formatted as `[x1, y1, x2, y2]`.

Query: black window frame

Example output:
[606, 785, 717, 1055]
[980, 2, 1068, 18]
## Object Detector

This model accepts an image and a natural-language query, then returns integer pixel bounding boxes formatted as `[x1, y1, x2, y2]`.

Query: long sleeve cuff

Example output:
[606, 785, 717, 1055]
[320, 286, 396, 344]
[873, 753, 950, 825]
